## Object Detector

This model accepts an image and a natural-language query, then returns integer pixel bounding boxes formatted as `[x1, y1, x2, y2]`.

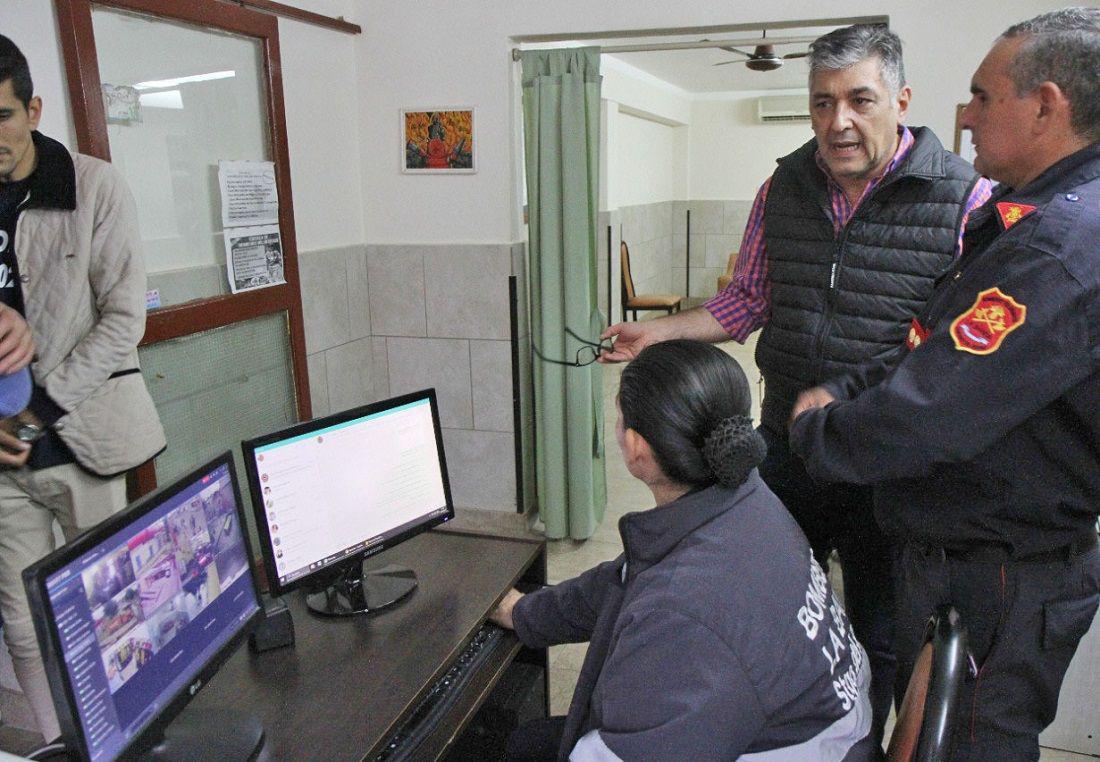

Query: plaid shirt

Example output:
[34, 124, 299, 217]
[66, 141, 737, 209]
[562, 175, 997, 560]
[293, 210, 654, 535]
[704, 127, 994, 341]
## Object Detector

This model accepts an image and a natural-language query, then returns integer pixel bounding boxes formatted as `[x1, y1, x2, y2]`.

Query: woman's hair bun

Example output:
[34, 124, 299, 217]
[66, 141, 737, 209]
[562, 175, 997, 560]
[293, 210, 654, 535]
[619, 340, 760, 489]
[703, 415, 767, 488]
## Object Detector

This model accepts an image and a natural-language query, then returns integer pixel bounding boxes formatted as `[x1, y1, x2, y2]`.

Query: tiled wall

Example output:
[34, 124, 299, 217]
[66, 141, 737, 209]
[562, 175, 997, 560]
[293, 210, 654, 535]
[600, 199, 754, 309]
[298, 243, 523, 513]
[617, 201, 677, 310]
[677, 200, 753, 300]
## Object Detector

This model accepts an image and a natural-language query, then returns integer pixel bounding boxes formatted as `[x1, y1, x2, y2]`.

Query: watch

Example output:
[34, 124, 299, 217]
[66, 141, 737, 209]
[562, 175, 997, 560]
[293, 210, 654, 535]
[15, 423, 43, 444]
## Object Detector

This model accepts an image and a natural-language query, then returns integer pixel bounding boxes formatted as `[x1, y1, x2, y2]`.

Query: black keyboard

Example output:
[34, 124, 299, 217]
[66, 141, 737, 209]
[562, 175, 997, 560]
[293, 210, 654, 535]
[375, 623, 508, 760]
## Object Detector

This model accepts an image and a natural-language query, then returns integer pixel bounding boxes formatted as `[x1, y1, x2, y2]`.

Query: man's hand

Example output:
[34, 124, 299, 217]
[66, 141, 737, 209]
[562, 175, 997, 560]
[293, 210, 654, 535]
[488, 588, 524, 630]
[0, 304, 35, 375]
[598, 321, 665, 363]
[790, 386, 837, 426]
[0, 420, 32, 469]
[0, 410, 43, 469]
[598, 308, 732, 364]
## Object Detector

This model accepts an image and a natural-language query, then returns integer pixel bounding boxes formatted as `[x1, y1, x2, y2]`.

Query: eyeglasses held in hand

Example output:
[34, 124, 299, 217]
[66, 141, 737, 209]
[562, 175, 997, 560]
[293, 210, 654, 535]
[532, 328, 612, 367]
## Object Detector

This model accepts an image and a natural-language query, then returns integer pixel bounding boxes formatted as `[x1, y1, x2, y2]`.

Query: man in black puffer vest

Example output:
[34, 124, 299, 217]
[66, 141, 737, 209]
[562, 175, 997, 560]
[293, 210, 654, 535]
[601, 24, 990, 748]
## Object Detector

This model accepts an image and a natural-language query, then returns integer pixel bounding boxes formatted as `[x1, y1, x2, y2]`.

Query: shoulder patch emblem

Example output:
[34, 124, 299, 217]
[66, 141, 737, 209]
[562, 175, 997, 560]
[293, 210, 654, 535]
[950, 287, 1026, 355]
[995, 201, 1037, 230]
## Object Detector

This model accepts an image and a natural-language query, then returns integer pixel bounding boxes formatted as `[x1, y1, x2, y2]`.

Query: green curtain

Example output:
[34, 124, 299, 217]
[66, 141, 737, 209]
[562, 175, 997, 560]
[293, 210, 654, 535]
[521, 47, 606, 540]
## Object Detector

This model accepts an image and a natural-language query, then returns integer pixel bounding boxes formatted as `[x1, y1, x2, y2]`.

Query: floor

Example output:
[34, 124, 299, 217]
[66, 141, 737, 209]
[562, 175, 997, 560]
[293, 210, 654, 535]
[543, 335, 1097, 760]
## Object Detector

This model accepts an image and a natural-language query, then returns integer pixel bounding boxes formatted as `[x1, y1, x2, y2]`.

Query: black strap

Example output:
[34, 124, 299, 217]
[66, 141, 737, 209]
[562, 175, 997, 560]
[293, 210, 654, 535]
[108, 368, 140, 380]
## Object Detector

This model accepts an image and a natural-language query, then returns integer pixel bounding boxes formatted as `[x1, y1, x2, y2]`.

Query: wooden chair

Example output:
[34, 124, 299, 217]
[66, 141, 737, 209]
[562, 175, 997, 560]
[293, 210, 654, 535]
[620, 241, 682, 322]
[717, 249, 738, 293]
[887, 606, 969, 762]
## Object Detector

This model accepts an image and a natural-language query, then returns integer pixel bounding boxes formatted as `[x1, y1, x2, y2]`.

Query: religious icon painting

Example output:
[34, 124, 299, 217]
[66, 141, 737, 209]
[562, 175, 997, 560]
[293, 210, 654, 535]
[401, 108, 476, 173]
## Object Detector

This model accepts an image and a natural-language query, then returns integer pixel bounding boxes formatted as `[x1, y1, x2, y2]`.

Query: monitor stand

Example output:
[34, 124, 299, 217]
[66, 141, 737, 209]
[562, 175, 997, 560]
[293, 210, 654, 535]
[137, 707, 265, 761]
[305, 562, 418, 617]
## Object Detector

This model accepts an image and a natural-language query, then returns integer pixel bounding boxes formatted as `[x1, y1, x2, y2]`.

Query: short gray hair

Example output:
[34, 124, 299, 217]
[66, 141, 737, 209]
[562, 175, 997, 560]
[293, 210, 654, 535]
[808, 24, 905, 96]
[1001, 7, 1100, 142]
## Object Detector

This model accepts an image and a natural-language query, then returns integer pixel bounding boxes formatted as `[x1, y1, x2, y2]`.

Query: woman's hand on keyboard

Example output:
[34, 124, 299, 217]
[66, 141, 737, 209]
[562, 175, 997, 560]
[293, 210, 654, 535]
[489, 588, 524, 630]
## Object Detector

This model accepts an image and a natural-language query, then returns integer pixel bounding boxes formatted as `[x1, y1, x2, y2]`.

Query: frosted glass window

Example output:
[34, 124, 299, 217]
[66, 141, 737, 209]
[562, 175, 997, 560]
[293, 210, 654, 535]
[92, 6, 271, 303]
[139, 312, 297, 548]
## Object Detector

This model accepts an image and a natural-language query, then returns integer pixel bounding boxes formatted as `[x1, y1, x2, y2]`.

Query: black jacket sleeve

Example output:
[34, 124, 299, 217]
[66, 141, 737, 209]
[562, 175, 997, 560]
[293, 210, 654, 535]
[821, 344, 908, 402]
[790, 248, 1094, 485]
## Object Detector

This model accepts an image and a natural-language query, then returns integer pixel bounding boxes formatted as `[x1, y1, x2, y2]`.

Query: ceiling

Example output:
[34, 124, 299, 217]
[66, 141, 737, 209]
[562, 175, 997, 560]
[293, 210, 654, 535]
[517, 18, 888, 95]
[607, 43, 812, 94]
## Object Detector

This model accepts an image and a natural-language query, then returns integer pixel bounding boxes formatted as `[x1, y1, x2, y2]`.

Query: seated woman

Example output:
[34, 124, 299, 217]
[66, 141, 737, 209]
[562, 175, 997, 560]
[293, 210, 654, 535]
[491, 340, 875, 761]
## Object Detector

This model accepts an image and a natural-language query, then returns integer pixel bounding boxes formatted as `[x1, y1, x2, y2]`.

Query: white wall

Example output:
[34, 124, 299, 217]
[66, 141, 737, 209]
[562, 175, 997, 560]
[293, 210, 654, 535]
[687, 93, 810, 200]
[6, 2, 74, 148]
[359, 0, 1067, 244]
[601, 55, 691, 125]
[278, 6, 365, 250]
[601, 68, 810, 203]
[19, 0, 1070, 248]
[600, 56, 689, 209]
[611, 112, 686, 207]
[6, 0, 364, 254]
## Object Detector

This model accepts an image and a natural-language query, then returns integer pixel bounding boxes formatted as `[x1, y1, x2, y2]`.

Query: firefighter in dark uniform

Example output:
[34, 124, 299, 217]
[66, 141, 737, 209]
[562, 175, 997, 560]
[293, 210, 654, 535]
[788, 8, 1100, 760]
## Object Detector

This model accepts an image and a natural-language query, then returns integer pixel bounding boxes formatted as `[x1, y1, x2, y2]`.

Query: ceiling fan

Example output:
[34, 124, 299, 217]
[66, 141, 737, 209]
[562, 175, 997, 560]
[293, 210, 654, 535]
[712, 31, 810, 71]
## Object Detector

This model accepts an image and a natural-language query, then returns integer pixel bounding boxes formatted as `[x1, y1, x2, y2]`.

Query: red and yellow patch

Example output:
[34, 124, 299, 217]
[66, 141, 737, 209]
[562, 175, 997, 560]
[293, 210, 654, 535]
[995, 201, 1037, 230]
[950, 287, 1026, 355]
[906, 318, 930, 350]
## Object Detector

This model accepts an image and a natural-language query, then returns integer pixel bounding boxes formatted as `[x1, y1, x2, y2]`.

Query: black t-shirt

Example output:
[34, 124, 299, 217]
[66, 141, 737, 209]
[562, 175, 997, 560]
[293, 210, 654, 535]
[0, 178, 28, 315]
[0, 176, 75, 470]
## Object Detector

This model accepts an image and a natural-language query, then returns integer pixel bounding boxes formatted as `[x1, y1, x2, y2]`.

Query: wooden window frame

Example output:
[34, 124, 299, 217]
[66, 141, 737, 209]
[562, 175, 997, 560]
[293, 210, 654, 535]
[54, 0, 312, 497]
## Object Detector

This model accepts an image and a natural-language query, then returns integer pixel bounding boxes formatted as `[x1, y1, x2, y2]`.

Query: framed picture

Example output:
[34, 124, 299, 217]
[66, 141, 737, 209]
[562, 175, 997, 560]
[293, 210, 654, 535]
[954, 103, 977, 164]
[401, 108, 476, 173]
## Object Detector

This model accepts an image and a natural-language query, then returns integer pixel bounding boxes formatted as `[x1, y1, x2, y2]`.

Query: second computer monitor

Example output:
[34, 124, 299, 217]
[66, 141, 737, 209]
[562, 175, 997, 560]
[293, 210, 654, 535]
[22, 453, 265, 761]
[242, 389, 454, 616]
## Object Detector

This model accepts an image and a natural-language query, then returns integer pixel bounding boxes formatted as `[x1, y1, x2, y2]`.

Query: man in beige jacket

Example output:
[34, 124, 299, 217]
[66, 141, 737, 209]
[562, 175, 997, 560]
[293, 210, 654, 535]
[0, 34, 165, 741]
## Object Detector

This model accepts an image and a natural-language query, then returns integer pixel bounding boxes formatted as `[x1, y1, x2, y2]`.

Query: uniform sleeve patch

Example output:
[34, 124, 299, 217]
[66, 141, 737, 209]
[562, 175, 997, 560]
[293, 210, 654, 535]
[950, 287, 1026, 355]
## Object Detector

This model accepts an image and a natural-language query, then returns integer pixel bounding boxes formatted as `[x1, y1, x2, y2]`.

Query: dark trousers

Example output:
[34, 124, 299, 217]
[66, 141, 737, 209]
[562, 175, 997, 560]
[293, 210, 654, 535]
[759, 426, 897, 748]
[894, 540, 1100, 760]
[505, 715, 567, 762]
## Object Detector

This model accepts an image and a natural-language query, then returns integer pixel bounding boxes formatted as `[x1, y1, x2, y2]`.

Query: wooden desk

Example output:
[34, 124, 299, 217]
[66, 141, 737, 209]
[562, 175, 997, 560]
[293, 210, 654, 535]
[190, 526, 547, 760]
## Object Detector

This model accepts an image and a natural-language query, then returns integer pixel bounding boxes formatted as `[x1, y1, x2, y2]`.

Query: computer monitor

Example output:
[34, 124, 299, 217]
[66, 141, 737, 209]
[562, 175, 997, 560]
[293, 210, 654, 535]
[241, 388, 455, 617]
[22, 453, 265, 761]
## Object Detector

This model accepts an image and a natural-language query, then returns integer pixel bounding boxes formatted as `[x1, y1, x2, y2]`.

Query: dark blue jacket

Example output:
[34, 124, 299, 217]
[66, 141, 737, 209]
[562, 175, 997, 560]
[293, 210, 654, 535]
[512, 472, 875, 760]
[790, 142, 1100, 557]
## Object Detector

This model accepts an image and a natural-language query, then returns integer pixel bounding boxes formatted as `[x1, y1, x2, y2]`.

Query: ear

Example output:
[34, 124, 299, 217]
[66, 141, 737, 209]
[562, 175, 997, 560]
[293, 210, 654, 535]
[1034, 81, 1071, 134]
[894, 85, 912, 122]
[26, 96, 42, 132]
[622, 427, 659, 477]
[622, 427, 647, 466]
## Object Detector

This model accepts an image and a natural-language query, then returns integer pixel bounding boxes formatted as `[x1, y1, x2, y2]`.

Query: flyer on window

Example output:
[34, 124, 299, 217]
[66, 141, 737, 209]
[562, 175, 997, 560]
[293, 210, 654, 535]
[218, 160, 279, 228]
[225, 225, 285, 294]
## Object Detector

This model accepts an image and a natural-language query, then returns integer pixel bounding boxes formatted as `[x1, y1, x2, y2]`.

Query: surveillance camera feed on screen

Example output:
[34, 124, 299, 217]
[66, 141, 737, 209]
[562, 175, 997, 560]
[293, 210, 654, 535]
[37, 460, 259, 761]
[246, 390, 453, 616]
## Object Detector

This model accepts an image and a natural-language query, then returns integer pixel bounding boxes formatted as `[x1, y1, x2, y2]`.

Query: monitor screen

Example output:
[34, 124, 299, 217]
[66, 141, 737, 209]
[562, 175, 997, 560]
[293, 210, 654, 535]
[242, 389, 454, 602]
[23, 454, 262, 762]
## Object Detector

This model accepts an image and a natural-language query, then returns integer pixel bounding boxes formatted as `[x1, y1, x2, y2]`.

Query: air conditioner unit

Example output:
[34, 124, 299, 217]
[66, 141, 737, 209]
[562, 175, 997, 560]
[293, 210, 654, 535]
[757, 94, 810, 123]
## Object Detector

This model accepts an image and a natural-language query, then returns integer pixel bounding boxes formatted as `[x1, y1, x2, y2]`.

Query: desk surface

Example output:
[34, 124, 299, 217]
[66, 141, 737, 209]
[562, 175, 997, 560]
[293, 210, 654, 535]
[191, 526, 545, 760]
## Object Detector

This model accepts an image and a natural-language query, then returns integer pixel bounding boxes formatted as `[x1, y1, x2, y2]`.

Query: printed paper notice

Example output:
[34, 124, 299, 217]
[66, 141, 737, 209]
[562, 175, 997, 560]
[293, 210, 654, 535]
[102, 84, 142, 123]
[225, 226, 285, 294]
[218, 160, 279, 227]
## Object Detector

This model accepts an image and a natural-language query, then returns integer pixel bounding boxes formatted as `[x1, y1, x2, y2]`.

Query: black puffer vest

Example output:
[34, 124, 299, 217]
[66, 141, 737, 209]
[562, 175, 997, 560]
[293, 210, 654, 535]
[755, 127, 980, 433]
